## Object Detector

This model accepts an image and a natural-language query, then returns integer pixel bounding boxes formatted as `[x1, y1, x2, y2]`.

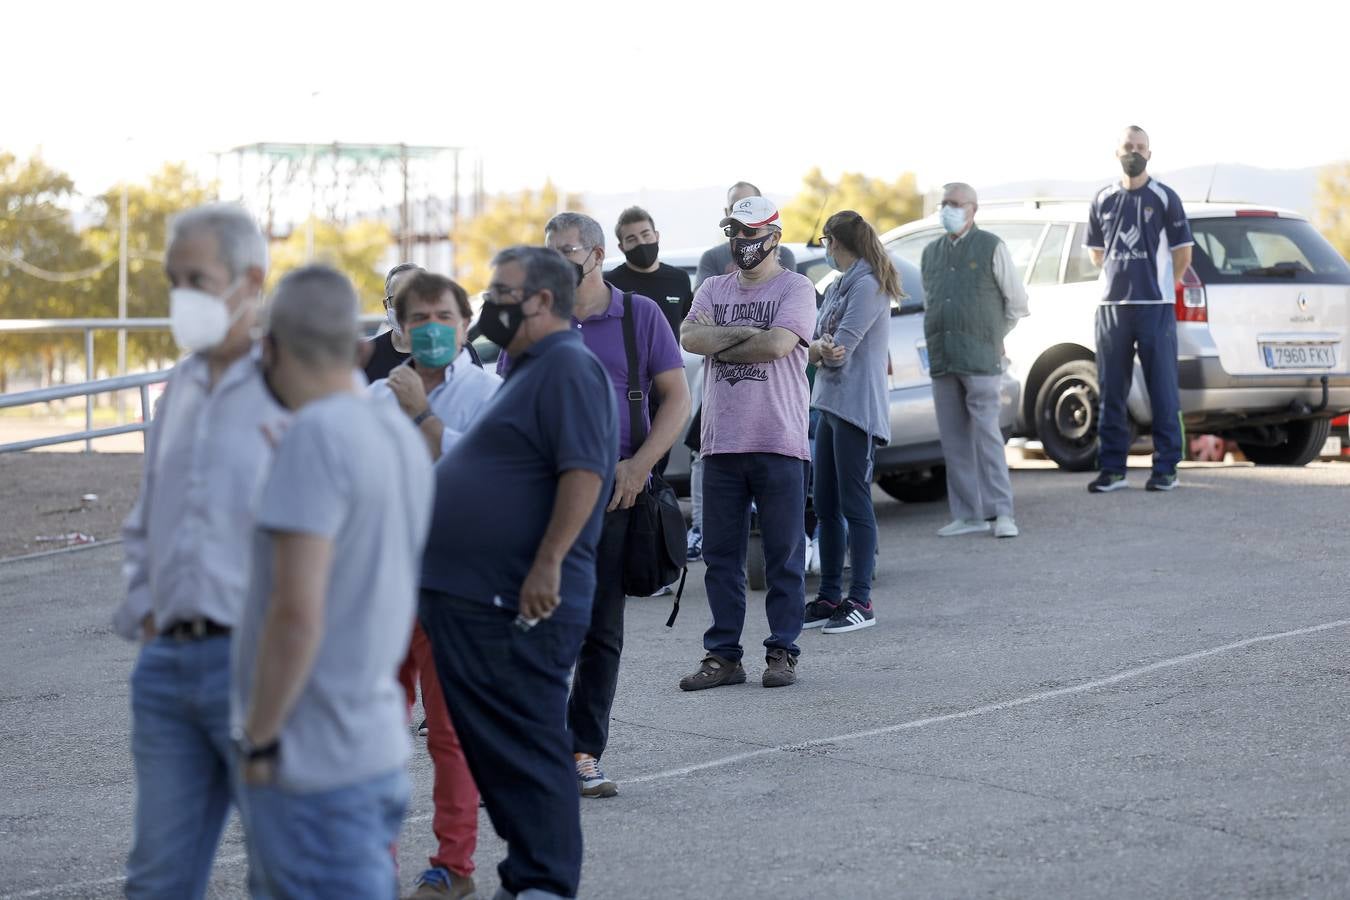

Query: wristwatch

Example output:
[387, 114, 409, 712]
[232, 727, 280, 762]
[412, 408, 432, 426]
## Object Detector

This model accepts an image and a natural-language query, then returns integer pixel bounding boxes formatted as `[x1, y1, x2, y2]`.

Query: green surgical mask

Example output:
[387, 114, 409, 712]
[410, 322, 457, 368]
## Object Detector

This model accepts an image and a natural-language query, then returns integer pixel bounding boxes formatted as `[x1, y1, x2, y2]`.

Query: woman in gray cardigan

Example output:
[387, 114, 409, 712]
[804, 211, 904, 634]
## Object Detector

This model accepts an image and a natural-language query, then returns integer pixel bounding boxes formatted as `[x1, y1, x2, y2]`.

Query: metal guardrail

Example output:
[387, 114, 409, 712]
[0, 315, 387, 453]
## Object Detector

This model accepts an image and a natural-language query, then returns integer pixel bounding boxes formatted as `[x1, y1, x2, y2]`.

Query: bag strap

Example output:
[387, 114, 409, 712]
[620, 291, 646, 455]
[664, 567, 689, 628]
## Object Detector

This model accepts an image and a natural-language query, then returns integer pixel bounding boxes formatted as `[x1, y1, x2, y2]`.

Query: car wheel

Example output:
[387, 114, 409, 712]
[1035, 360, 1103, 472]
[746, 532, 767, 591]
[1237, 417, 1331, 466]
[876, 466, 948, 503]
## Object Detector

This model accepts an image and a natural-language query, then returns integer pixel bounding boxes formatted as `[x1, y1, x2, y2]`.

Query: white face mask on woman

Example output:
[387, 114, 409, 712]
[169, 279, 251, 353]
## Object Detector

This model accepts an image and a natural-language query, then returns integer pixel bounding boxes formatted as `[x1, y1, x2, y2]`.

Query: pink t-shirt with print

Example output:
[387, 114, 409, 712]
[686, 268, 816, 461]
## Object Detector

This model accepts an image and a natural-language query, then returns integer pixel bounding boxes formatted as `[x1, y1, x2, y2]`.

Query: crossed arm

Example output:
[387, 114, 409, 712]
[682, 311, 801, 364]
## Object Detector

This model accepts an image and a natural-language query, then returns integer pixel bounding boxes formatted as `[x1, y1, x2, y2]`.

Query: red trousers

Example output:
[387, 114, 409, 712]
[398, 622, 479, 876]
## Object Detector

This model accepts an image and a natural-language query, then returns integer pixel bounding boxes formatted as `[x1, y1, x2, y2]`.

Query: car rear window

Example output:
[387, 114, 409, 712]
[1190, 217, 1350, 285]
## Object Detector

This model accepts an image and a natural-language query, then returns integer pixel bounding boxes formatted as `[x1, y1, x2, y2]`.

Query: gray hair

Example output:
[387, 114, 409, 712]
[942, 182, 979, 205]
[545, 211, 605, 254]
[726, 181, 761, 204]
[167, 203, 268, 280]
[384, 262, 422, 293]
[491, 246, 576, 321]
[266, 264, 359, 367]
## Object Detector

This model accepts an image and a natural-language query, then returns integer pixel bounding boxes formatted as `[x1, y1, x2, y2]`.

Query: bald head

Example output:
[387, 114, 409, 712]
[267, 265, 360, 369]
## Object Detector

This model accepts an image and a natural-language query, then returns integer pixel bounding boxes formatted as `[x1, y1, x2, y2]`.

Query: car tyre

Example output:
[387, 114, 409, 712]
[1035, 359, 1104, 472]
[876, 466, 948, 503]
[1237, 417, 1331, 467]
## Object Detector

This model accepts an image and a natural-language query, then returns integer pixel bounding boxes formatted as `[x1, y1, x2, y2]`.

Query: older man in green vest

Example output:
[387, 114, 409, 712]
[921, 182, 1030, 539]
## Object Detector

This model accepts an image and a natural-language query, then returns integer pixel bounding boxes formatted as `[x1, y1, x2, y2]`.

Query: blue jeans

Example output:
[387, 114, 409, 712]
[701, 452, 808, 662]
[237, 769, 408, 900]
[126, 635, 236, 900]
[813, 412, 878, 605]
[1096, 303, 1184, 475]
[421, 591, 587, 900]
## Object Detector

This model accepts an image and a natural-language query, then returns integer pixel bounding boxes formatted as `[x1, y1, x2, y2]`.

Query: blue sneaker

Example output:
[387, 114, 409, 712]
[686, 527, 703, 562]
[411, 865, 477, 899]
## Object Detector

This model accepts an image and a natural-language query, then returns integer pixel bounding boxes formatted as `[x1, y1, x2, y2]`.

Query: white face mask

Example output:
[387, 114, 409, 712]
[169, 280, 249, 353]
[386, 306, 402, 337]
[940, 205, 969, 235]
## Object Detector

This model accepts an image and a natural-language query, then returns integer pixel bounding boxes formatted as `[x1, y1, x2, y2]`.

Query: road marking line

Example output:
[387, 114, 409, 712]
[8, 617, 1348, 899]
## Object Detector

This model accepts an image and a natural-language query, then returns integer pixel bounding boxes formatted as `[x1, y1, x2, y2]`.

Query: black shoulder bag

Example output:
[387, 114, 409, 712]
[618, 292, 689, 624]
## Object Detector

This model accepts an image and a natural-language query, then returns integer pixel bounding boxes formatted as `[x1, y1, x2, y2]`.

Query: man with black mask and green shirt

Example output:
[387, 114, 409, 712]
[605, 206, 693, 341]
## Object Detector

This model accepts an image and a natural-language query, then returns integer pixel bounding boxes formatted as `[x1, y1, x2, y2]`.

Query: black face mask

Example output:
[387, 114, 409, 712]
[1120, 152, 1148, 178]
[476, 298, 532, 349]
[731, 235, 775, 271]
[623, 241, 660, 269]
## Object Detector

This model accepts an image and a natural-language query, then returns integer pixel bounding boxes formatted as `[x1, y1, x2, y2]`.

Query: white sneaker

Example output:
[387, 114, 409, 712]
[805, 537, 821, 575]
[937, 519, 992, 537]
[993, 515, 1019, 538]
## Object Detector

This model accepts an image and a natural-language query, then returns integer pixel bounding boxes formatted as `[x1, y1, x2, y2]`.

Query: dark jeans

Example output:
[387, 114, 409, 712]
[1095, 303, 1184, 475]
[813, 412, 878, 605]
[420, 591, 588, 900]
[567, 507, 629, 759]
[701, 452, 808, 662]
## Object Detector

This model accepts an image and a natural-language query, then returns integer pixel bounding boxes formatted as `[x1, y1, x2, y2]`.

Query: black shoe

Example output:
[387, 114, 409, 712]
[802, 596, 839, 630]
[1145, 471, 1178, 492]
[1087, 472, 1129, 493]
[416, 718, 428, 737]
[679, 655, 747, 692]
[821, 599, 876, 634]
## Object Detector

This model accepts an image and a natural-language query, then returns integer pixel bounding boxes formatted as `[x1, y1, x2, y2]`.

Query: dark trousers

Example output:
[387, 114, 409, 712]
[1095, 303, 1184, 476]
[420, 591, 588, 899]
[702, 452, 808, 662]
[567, 507, 629, 759]
[813, 412, 878, 606]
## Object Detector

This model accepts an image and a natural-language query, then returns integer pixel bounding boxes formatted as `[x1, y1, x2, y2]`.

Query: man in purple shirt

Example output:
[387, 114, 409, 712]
[502, 212, 690, 799]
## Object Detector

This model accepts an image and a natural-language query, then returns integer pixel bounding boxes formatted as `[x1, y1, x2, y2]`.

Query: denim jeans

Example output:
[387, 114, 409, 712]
[813, 412, 878, 605]
[701, 452, 808, 662]
[567, 507, 629, 759]
[126, 635, 236, 900]
[421, 591, 588, 900]
[237, 768, 408, 900]
[1095, 303, 1184, 475]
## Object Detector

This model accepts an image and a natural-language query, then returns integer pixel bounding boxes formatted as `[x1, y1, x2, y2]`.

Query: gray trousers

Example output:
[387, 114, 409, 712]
[931, 373, 1014, 520]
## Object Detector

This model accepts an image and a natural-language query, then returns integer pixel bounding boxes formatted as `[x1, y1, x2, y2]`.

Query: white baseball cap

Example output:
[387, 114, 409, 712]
[719, 196, 781, 231]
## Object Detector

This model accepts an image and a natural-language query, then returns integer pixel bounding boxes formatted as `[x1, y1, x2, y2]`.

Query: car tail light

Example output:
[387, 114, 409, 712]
[1175, 266, 1207, 323]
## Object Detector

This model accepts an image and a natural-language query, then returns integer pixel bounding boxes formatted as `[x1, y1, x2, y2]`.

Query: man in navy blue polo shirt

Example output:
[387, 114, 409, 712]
[419, 246, 617, 900]
[1085, 125, 1194, 494]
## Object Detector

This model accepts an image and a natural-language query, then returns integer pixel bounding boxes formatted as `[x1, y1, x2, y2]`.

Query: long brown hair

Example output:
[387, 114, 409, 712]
[824, 210, 905, 300]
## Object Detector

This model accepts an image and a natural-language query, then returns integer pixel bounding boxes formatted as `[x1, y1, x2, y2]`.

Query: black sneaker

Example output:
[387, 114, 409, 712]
[1145, 471, 1178, 492]
[821, 599, 876, 634]
[1087, 472, 1129, 493]
[679, 655, 747, 692]
[802, 597, 839, 630]
[416, 718, 428, 737]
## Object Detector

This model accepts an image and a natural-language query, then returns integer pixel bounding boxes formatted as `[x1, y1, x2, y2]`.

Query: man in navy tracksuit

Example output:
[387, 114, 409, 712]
[1084, 125, 1194, 494]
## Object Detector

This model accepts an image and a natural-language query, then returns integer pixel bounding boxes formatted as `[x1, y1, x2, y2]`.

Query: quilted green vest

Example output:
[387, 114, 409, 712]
[921, 226, 1007, 377]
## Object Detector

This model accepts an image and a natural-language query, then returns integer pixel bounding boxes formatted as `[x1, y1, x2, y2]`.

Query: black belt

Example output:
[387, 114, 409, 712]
[161, 618, 232, 641]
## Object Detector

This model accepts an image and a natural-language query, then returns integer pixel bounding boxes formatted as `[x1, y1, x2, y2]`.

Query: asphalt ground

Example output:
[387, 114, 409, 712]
[1, 462, 1348, 899]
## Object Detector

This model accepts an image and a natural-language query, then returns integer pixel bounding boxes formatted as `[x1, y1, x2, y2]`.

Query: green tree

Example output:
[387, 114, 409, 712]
[452, 181, 584, 295]
[83, 163, 218, 371]
[778, 168, 925, 243]
[268, 218, 393, 312]
[1315, 161, 1350, 260]
[0, 151, 102, 391]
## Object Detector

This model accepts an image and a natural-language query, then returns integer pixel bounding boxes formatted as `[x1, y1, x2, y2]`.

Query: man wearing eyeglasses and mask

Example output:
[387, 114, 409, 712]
[420, 246, 617, 900]
[362, 263, 421, 383]
[112, 203, 283, 898]
[679, 196, 815, 692]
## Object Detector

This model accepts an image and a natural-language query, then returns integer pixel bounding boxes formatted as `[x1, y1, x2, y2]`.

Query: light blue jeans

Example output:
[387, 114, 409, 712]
[238, 768, 408, 900]
[126, 635, 237, 900]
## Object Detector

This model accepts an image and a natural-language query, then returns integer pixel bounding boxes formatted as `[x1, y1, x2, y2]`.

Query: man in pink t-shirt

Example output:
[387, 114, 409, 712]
[678, 196, 816, 692]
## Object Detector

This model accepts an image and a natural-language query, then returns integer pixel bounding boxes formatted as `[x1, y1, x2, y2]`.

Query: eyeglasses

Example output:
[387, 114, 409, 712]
[818, 235, 833, 248]
[382, 295, 394, 309]
[481, 286, 530, 304]
[722, 221, 766, 239]
[554, 244, 591, 257]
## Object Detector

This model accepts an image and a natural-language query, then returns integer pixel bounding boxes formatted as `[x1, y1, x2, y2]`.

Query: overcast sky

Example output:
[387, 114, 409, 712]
[7, 0, 1348, 202]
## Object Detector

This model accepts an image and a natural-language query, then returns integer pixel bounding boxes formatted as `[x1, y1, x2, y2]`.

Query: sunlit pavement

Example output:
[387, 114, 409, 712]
[3, 462, 1349, 899]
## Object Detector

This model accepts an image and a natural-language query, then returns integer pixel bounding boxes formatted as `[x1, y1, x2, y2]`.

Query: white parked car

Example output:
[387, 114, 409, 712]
[882, 200, 1350, 468]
